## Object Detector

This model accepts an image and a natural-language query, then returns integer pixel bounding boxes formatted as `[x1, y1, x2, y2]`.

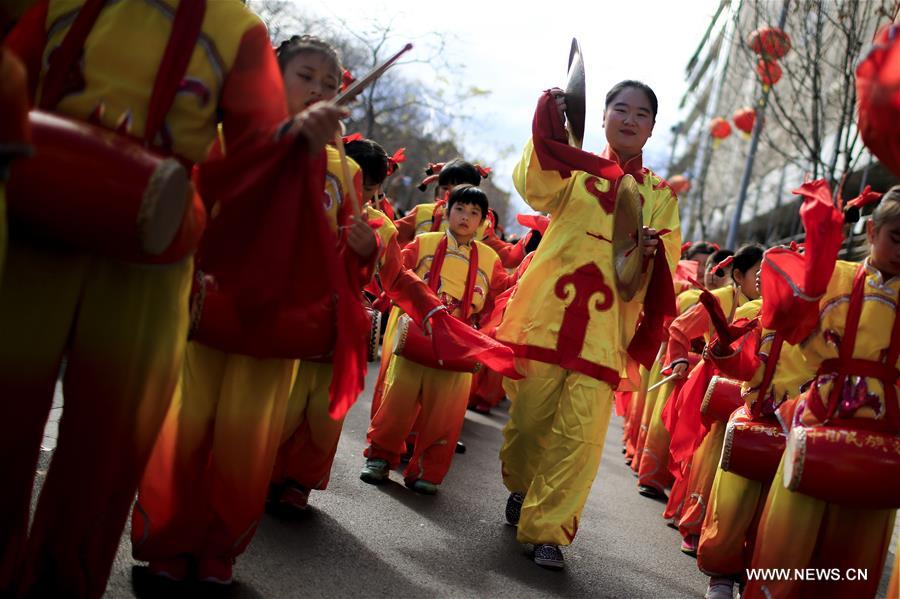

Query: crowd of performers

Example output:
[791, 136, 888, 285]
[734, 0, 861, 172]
[0, 1, 898, 598]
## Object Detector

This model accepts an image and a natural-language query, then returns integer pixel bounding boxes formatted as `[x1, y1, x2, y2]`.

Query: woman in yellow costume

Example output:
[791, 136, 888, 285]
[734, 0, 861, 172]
[741, 184, 900, 599]
[497, 81, 681, 569]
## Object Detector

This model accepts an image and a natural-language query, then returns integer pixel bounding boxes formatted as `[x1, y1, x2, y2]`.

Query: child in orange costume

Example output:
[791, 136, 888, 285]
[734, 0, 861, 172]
[663, 245, 763, 555]
[363, 185, 512, 494]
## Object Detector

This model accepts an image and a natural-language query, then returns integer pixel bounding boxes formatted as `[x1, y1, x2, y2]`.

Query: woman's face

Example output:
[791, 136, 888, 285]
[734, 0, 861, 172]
[733, 261, 762, 301]
[868, 217, 900, 278]
[603, 87, 655, 158]
[283, 52, 340, 115]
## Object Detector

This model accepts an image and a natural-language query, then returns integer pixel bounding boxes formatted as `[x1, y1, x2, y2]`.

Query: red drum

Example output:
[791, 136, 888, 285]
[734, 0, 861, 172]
[783, 425, 900, 509]
[394, 313, 482, 373]
[701, 376, 743, 422]
[721, 406, 785, 482]
[7, 110, 197, 261]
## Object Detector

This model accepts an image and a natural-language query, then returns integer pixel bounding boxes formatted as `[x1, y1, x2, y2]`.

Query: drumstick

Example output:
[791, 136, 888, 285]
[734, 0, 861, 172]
[647, 371, 682, 393]
[333, 132, 363, 217]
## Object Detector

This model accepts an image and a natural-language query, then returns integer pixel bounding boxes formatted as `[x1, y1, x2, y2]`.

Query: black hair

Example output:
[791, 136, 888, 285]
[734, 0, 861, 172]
[344, 139, 388, 187]
[731, 244, 765, 281]
[605, 80, 658, 120]
[707, 249, 734, 277]
[438, 158, 481, 187]
[447, 184, 488, 222]
[684, 241, 717, 261]
[275, 35, 342, 75]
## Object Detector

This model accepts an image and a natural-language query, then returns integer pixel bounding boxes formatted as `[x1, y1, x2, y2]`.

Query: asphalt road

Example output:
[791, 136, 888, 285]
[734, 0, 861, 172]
[36, 364, 896, 598]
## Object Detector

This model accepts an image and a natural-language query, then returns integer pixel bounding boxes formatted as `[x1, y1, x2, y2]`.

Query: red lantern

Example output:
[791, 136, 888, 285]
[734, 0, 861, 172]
[748, 27, 791, 59]
[710, 117, 732, 139]
[757, 59, 782, 89]
[733, 107, 756, 136]
[709, 117, 731, 148]
[668, 175, 691, 194]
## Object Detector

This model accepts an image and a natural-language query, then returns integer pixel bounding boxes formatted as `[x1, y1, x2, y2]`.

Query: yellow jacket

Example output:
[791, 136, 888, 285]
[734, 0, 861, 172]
[496, 140, 681, 385]
[799, 259, 899, 425]
[403, 231, 508, 320]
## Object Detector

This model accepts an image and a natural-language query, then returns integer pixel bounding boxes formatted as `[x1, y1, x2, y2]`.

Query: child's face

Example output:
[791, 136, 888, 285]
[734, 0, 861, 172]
[733, 261, 762, 300]
[448, 201, 483, 240]
[603, 87, 654, 158]
[868, 218, 900, 278]
[283, 52, 340, 115]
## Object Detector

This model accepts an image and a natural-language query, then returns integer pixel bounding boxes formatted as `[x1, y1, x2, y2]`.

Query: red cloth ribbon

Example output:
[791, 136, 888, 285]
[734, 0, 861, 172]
[666, 358, 716, 476]
[532, 90, 624, 181]
[516, 213, 550, 235]
[195, 135, 369, 420]
[627, 246, 678, 369]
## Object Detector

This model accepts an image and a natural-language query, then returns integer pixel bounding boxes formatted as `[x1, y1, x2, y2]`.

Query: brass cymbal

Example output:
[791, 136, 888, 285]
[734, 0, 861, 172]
[612, 174, 645, 301]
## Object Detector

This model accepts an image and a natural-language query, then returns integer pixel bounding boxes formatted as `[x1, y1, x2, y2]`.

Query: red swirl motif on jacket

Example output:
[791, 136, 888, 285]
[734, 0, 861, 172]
[554, 263, 614, 362]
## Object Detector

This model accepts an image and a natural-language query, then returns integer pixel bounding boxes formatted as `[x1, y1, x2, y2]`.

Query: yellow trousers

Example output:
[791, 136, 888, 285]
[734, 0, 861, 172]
[633, 360, 663, 473]
[637, 378, 676, 492]
[0, 233, 191, 597]
[133, 342, 294, 563]
[744, 455, 896, 599]
[500, 358, 614, 546]
[367, 355, 472, 484]
[678, 420, 726, 538]
[696, 467, 765, 576]
[273, 361, 345, 490]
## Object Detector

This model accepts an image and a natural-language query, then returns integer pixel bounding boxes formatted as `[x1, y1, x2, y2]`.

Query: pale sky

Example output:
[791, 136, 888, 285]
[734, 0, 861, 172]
[296, 0, 722, 219]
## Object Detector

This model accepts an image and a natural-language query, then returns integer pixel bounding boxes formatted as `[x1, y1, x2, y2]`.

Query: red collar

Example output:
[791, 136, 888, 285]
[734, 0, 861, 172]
[600, 146, 646, 182]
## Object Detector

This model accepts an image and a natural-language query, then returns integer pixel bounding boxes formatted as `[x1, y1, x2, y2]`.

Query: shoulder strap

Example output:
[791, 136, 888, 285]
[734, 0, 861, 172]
[41, 0, 207, 146]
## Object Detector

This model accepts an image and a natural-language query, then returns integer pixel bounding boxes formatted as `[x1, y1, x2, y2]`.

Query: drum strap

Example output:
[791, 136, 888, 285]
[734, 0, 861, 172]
[40, 0, 207, 147]
[430, 199, 446, 232]
[816, 264, 900, 426]
[752, 332, 784, 419]
[428, 234, 479, 322]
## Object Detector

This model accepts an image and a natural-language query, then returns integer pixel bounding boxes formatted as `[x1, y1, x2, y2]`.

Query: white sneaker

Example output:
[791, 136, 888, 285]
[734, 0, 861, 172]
[705, 576, 734, 599]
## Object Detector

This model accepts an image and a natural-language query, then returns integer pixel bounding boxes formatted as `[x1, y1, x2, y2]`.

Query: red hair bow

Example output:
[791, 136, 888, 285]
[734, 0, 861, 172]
[341, 69, 355, 92]
[341, 133, 363, 145]
[386, 147, 406, 176]
[681, 241, 693, 255]
[475, 164, 491, 179]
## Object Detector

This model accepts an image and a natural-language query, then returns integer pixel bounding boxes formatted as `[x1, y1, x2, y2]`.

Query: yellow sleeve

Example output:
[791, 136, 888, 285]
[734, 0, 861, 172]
[512, 138, 569, 214]
[648, 185, 682, 277]
[367, 205, 398, 269]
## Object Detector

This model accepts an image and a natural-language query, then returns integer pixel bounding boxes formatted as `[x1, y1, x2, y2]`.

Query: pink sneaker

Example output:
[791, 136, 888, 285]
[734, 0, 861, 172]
[680, 534, 699, 556]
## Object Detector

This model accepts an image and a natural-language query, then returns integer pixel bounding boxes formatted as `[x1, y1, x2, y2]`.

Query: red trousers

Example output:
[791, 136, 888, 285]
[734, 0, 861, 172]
[367, 355, 471, 484]
[0, 237, 191, 598]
